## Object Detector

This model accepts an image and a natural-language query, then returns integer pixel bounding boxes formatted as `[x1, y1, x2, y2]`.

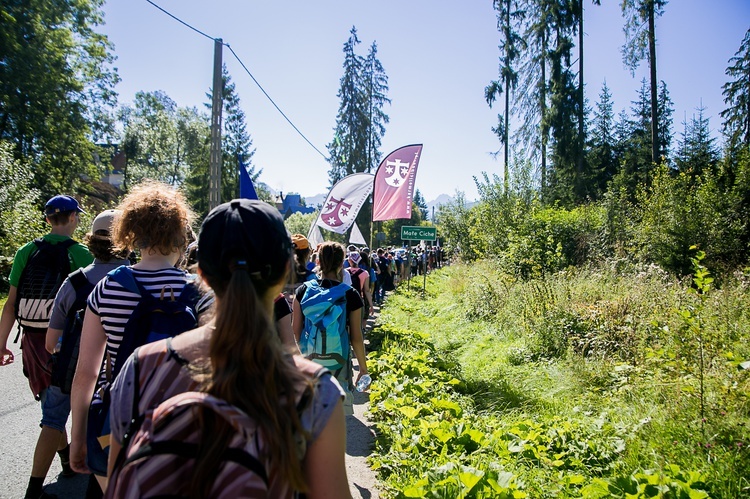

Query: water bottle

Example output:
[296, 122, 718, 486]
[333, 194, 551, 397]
[355, 374, 372, 392]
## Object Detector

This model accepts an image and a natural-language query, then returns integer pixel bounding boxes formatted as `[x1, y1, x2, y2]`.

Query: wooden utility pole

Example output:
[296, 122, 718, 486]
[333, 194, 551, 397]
[209, 38, 223, 210]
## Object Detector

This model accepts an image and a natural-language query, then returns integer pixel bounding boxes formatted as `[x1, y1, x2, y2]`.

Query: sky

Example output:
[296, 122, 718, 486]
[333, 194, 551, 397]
[99, 0, 750, 202]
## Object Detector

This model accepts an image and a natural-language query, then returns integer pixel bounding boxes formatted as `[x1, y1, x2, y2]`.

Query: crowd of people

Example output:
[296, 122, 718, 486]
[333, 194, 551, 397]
[1, 182, 398, 499]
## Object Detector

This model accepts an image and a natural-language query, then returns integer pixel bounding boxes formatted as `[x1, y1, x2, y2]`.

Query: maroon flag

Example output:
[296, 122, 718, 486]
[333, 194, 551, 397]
[372, 144, 423, 221]
[315, 173, 374, 234]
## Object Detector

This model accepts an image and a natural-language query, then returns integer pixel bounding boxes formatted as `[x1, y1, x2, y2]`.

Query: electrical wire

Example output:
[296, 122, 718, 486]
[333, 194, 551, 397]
[144, 0, 329, 161]
[225, 44, 328, 160]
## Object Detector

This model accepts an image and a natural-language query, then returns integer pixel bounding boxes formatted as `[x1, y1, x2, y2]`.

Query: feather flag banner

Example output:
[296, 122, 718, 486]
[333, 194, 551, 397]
[315, 173, 374, 234]
[372, 144, 423, 221]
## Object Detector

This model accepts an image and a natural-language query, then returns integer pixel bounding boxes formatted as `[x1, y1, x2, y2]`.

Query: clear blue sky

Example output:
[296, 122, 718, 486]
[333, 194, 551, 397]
[100, 0, 749, 202]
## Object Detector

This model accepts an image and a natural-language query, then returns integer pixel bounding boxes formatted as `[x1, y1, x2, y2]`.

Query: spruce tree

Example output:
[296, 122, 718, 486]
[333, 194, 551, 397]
[327, 27, 368, 186]
[486, 0, 526, 193]
[621, 0, 668, 164]
[587, 81, 617, 198]
[720, 28, 750, 154]
[676, 104, 720, 181]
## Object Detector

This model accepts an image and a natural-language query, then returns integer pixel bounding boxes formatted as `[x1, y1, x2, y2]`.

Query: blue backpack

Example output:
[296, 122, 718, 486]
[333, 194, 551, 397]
[299, 280, 350, 373]
[109, 266, 200, 376]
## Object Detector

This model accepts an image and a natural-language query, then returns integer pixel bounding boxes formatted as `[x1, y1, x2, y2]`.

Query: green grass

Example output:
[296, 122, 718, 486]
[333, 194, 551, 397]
[368, 262, 750, 498]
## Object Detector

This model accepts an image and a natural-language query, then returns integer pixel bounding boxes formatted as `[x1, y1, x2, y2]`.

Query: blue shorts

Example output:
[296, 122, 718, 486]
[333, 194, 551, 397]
[40, 385, 71, 432]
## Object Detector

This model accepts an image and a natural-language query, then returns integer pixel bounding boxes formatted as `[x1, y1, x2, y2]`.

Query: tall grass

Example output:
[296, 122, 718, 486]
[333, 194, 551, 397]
[372, 261, 750, 498]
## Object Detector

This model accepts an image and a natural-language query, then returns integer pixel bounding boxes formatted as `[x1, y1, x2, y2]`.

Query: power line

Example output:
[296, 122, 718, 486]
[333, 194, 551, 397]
[145, 0, 214, 41]
[225, 44, 328, 161]
[144, 0, 329, 161]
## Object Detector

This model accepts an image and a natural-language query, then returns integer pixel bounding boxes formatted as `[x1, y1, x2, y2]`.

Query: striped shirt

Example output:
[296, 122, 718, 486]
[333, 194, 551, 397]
[87, 266, 205, 378]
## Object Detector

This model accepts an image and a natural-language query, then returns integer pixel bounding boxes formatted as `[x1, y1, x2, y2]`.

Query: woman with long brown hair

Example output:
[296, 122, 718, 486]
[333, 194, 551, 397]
[106, 199, 350, 498]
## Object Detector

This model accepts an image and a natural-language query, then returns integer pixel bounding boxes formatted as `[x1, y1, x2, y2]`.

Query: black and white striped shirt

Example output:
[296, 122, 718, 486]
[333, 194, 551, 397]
[87, 266, 205, 377]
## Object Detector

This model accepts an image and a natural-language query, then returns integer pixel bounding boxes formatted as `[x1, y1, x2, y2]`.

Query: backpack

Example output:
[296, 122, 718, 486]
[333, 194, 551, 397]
[298, 280, 350, 373]
[108, 266, 201, 377]
[105, 342, 326, 499]
[86, 266, 201, 476]
[15, 238, 76, 330]
[50, 268, 95, 394]
[345, 267, 367, 298]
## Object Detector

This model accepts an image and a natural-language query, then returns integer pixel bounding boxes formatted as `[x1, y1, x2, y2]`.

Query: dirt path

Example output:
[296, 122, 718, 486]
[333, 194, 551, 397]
[346, 310, 381, 499]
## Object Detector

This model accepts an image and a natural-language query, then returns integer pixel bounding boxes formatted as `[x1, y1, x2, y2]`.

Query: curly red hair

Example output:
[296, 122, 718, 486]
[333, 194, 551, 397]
[113, 181, 194, 256]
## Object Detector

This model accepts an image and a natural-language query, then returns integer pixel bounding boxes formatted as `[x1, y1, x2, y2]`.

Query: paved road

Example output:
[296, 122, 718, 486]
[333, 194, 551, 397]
[0, 315, 381, 498]
[0, 343, 88, 499]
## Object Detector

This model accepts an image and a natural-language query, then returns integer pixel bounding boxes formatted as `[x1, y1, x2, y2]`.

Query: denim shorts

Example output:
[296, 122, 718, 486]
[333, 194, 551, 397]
[40, 385, 71, 432]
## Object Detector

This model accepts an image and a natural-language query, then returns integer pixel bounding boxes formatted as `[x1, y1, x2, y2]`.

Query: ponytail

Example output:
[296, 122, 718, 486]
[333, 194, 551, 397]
[191, 269, 310, 495]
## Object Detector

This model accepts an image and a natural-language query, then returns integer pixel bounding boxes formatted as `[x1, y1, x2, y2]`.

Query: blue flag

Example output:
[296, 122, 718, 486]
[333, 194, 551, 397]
[239, 156, 258, 200]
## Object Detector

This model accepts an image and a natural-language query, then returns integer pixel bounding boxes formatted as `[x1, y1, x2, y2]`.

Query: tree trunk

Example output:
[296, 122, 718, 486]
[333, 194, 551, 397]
[540, 29, 548, 196]
[648, 0, 658, 166]
[577, 0, 585, 195]
[504, 0, 511, 194]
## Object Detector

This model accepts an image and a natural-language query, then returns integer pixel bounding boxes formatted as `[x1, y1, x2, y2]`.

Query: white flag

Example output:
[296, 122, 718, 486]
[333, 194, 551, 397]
[349, 223, 367, 245]
[315, 173, 374, 235]
[307, 222, 324, 249]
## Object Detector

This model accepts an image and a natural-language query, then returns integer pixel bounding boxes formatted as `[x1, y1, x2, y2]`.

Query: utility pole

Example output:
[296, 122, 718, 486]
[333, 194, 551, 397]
[209, 38, 223, 210]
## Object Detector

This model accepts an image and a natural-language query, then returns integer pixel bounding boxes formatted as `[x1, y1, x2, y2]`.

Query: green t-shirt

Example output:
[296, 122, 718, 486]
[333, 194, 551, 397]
[8, 234, 94, 287]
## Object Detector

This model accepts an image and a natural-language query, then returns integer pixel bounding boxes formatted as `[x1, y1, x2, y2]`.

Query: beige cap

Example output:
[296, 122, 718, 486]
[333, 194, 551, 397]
[91, 209, 120, 234]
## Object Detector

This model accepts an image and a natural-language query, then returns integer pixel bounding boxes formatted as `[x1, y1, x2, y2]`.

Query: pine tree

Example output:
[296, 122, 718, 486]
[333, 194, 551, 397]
[327, 27, 389, 241]
[514, 0, 554, 195]
[621, 0, 668, 164]
[363, 42, 390, 174]
[720, 28, 750, 154]
[414, 189, 429, 220]
[546, 0, 583, 206]
[486, 0, 526, 193]
[587, 81, 617, 198]
[676, 103, 720, 181]
[327, 27, 368, 186]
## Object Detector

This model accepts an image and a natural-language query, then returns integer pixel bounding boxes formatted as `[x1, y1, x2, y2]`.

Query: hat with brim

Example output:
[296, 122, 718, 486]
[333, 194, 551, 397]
[45, 195, 85, 216]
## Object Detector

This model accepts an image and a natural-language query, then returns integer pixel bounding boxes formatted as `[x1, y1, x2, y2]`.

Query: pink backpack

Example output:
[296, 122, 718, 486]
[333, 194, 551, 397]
[106, 340, 325, 498]
[106, 391, 270, 498]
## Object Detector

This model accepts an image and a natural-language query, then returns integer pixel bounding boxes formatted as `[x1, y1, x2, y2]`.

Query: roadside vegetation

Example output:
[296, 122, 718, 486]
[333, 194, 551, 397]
[367, 258, 749, 498]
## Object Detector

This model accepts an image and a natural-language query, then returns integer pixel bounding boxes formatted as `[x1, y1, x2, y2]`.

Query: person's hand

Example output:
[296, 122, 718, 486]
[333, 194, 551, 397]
[369, 305, 374, 317]
[0, 347, 14, 366]
[355, 370, 368, 384]
[70, 440, 91, 474]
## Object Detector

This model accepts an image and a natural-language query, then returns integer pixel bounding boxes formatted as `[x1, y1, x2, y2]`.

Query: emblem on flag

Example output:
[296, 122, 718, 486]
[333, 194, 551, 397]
[315, 173, 374, 234]
[321, 197, 352, 227]
[372, 144, 423, 221]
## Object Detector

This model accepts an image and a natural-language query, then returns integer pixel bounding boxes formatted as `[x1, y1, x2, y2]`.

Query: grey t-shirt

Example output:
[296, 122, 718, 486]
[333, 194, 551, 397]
[48, 259, 130, 331]
[110, 343, 345, 446]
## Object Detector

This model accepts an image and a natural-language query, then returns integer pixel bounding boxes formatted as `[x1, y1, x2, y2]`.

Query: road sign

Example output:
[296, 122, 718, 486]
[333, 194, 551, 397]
[401, 226, 436, 241]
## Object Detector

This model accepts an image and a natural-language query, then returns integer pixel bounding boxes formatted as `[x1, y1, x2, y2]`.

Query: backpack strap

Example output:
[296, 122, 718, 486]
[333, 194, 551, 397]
[68, 268, 90, 293]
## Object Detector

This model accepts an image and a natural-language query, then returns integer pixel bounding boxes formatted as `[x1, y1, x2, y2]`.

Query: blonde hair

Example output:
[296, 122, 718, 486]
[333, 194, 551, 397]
[113, 181, 194, 255]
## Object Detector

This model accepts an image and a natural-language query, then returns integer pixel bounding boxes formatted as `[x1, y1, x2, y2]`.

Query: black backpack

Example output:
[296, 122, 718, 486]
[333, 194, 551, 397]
[15, 238, 76, 330]
[50, 268, 95, 394]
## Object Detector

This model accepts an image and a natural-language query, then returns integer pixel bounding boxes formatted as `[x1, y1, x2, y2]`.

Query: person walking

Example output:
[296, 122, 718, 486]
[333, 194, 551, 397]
[0, 195, 93, 499]
[106, 199, 351, 498]
[293, 242, 368, 417]
[69, 182, 203, 490]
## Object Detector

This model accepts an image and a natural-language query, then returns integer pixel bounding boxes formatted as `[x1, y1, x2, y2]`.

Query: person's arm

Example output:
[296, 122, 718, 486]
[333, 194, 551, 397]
[292, 298, 304, 343]
[362, 276, 374, 317]
[70, 307, 107, 474]
[0, 286, 18, 365]
[276, 316, 299, 353]
[348, 308, 367, 383]
[303, 398, 351, 499]
[46, 327, 62, 354]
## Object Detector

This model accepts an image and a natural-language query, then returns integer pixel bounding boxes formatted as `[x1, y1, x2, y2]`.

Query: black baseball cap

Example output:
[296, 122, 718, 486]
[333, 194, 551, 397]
[198, 199, 291, 283]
